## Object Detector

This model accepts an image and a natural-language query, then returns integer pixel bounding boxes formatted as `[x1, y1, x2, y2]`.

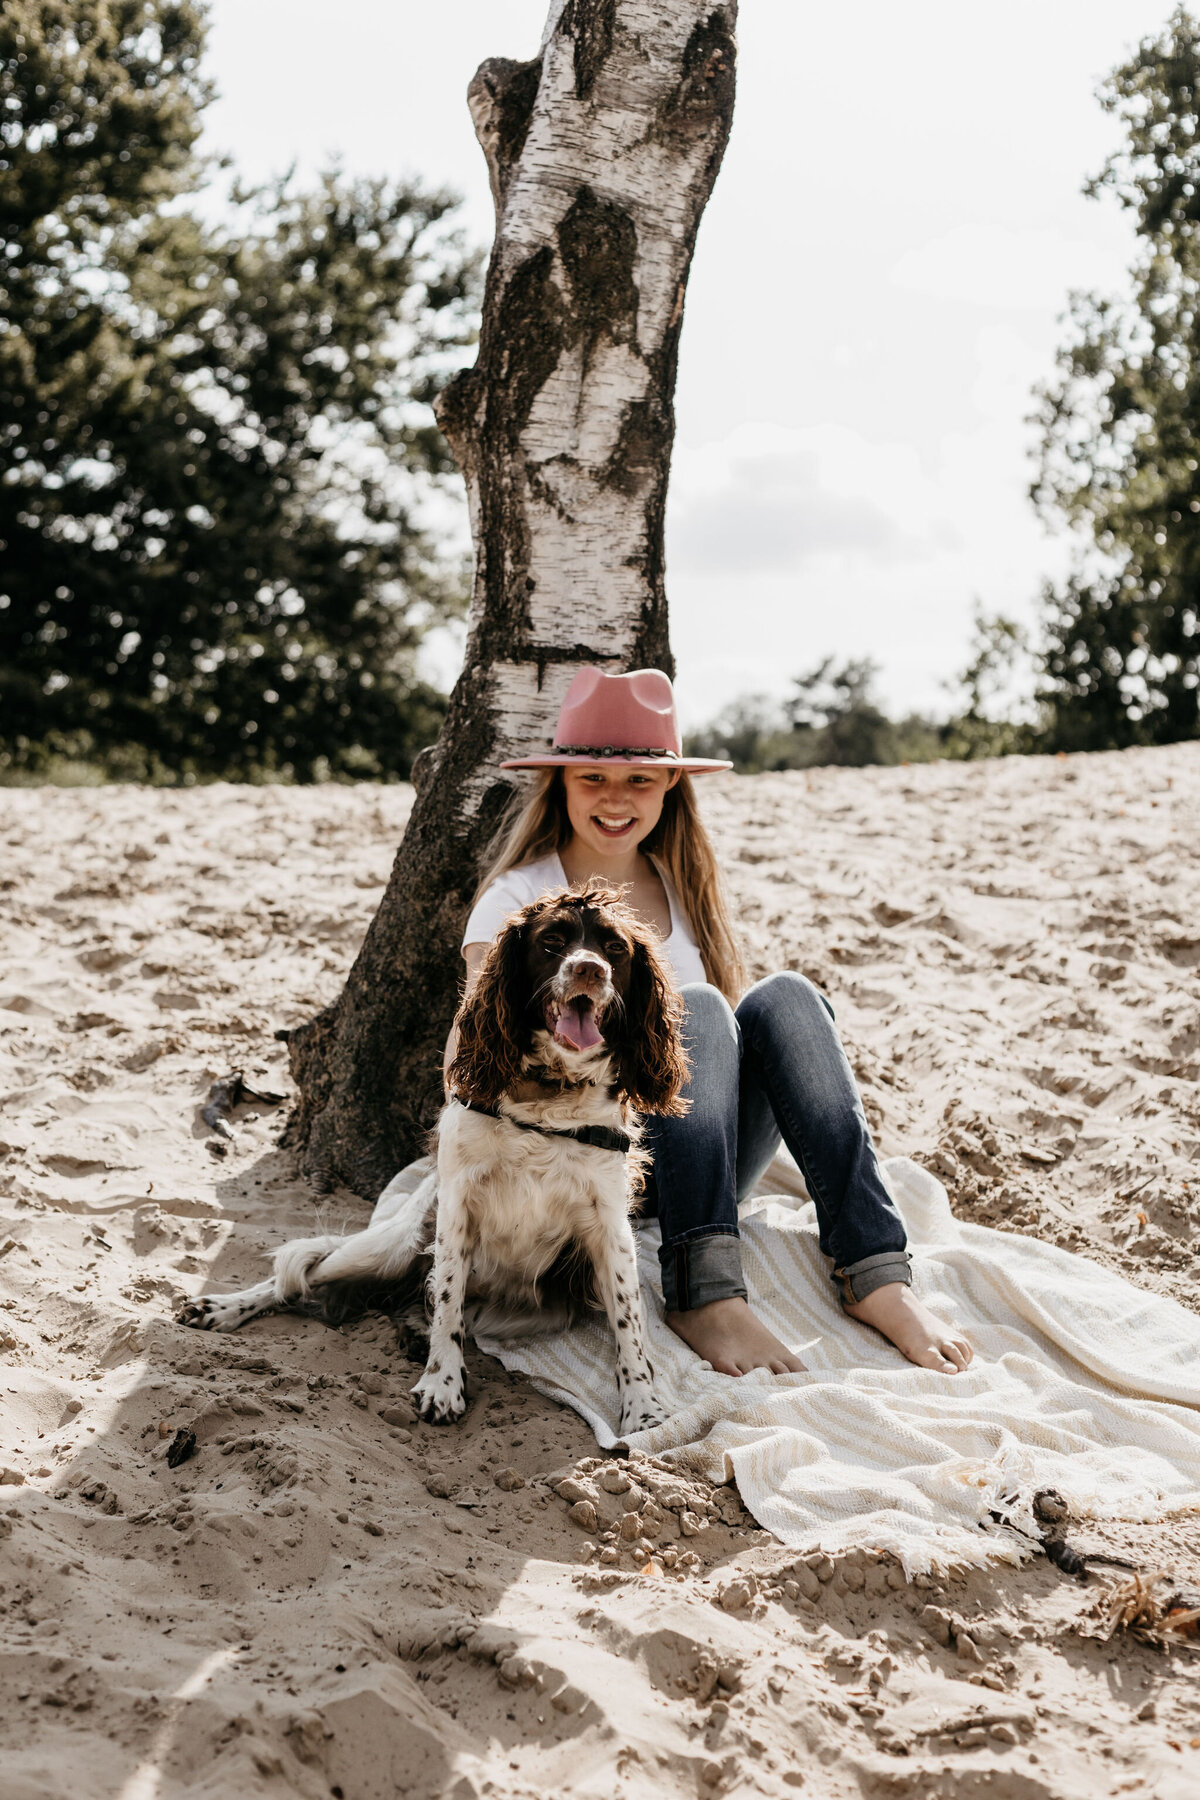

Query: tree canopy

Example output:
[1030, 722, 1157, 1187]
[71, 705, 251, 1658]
[1, 0, 479, 780]
[1033, 3, 1200, 750]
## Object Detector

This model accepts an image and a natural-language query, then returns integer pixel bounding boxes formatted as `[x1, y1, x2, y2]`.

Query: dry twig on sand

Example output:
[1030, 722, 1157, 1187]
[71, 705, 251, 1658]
[1080, 1572, 1200, 1650]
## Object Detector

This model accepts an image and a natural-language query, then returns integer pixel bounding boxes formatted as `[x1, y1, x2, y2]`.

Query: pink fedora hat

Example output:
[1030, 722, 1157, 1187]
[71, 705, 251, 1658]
[500, 667, 731, 773]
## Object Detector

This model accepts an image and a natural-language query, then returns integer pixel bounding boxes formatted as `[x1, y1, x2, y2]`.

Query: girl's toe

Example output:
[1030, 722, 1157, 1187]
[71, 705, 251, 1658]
[916, 1344, 959, 1373]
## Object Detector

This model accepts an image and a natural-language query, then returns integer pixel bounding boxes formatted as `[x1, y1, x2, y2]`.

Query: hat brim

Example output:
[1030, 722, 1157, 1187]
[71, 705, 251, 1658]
[499, 753, 733, 773]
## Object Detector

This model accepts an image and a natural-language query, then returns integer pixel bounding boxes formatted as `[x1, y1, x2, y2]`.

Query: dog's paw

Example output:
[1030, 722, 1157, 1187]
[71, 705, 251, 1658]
[411, 1366, 467, 1425]
[177, 1294, 250, 1333]
[177, 1296, 221, 1331]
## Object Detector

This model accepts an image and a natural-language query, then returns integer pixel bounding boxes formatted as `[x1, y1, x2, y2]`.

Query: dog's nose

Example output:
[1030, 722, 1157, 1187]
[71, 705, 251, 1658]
[564, 953, 609, 984]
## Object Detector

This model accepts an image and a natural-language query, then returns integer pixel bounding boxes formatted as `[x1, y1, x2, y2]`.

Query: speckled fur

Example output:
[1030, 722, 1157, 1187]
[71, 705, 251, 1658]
[412, 1035, 663, 1431]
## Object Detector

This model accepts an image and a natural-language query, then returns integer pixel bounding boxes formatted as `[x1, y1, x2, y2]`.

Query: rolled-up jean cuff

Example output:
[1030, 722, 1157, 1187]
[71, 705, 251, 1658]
[660, 1231, 748, 1312]
[833, 1250, 912, 1309]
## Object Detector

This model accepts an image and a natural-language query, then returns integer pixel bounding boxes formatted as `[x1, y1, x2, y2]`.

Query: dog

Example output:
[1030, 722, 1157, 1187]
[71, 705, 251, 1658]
[179, 881, 688, 1435]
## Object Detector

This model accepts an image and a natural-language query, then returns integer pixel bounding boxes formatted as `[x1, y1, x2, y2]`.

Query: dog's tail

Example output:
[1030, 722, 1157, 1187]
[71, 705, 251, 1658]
[272, 1235, 345, 1304]
[271, 1179, 437, 1326]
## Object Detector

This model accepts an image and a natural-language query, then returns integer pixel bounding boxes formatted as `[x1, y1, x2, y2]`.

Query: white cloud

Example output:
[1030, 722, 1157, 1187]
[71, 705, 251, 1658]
[666, 416, 1072, 727]
[668, 423, 959, 577]
[888, 223, 1117, 313]
[670, 445, 907, 572]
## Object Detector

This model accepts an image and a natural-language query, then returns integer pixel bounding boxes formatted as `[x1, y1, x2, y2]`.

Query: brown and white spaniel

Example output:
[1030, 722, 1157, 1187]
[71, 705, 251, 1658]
[180, 882, 688, 1435]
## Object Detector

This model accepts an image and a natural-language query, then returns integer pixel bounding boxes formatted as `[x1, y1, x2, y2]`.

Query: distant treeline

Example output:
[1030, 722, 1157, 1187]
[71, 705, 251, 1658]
[684, 620, 1035, 774]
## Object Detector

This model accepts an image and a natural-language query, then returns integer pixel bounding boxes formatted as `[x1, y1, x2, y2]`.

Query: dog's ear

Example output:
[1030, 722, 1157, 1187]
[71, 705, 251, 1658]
[610, 931, 690, 1116]
[448, 916, 530, 1106]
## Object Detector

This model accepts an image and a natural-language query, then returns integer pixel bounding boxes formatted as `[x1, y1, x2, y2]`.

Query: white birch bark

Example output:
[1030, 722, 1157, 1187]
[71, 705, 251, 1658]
[289, 0, 738, 1194]
[435, 0, 738, 808]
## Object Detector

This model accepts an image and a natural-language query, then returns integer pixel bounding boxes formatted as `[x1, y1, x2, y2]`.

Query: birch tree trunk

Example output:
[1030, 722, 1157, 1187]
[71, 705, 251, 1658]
[287, 0, 737, 1196]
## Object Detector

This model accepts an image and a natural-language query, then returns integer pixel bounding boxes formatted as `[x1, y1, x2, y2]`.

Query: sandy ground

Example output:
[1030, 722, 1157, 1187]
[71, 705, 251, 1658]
[2, 744, 1200, 1800]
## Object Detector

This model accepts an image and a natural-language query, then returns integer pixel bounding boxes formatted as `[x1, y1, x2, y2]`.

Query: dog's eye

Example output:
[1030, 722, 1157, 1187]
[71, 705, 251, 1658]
[605, 939, 629, 960]
[541, 933, 566, 953]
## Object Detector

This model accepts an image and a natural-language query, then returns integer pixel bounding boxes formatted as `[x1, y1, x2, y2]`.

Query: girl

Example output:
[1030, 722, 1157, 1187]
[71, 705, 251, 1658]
[449, 666, 971, 1379]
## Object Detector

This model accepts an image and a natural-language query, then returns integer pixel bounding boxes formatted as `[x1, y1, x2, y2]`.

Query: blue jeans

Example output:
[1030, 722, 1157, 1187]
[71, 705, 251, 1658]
[643, 974, 911, 1312]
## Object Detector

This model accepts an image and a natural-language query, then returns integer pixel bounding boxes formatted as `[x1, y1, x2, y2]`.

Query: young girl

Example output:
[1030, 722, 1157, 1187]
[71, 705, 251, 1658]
[450, 666, 972, 1379]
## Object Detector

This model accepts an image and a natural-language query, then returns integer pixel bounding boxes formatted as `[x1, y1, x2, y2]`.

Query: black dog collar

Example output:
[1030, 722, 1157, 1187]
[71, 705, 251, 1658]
[456, 1097, 631, 1156]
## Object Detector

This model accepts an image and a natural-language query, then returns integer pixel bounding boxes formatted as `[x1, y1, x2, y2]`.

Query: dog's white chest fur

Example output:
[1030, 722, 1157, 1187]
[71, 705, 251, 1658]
[411, 1085, 663, 1435]
[438, 1101, 627, 1294]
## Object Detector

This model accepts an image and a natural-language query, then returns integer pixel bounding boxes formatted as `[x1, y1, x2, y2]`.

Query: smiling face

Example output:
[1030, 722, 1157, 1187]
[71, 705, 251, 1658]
[560, 764, 680, 857]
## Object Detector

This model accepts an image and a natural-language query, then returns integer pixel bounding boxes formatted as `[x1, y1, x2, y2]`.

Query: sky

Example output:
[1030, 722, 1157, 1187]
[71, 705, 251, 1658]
[201, 0, 1172, 727]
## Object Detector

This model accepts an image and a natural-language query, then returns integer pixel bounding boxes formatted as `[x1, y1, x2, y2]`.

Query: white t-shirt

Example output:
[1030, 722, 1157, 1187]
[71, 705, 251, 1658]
[462, 852, 707, 989]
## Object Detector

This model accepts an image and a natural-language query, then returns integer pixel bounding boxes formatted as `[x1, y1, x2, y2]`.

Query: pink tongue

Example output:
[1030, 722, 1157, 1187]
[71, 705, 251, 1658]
[555, 1000, 602, 1052]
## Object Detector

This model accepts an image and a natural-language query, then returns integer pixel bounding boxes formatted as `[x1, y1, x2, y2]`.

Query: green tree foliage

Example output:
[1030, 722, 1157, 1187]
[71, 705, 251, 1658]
[1032, 4, 1200, 750]
[1, 1, 478, 781]
[686, 611, 1047, 774]
[937, 610, 1038, 759]
[685, 658, 943, 773]
[786, 658, 905, 767]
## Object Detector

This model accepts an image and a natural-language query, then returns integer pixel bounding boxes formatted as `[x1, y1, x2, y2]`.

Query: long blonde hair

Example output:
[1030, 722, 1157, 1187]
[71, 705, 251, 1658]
[474, 769, 747, 1002]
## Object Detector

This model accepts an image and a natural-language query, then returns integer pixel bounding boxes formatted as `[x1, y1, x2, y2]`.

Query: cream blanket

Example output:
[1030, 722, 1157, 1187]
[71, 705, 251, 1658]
[468, 1157, 1200, 1573]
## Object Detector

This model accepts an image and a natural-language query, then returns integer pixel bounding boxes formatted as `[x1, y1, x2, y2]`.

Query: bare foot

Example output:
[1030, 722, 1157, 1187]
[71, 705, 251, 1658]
[665, 1297, 807, 1376]
[844, 1282, 972, 1374]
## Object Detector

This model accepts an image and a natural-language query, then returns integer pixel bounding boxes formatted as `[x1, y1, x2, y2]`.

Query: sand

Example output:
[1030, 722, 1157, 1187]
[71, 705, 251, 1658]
[1, 743, 1199, 1799]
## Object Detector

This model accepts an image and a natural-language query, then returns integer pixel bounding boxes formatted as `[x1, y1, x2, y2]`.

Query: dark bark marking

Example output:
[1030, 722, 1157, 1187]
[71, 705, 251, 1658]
[477, 775, 519, 838]
[468, 56, 544, 219]
[603, 396, 670, 497]
[658, 11, 737, 142]
[476, 56, 543, 167]
[475, 247, 566, 643]
[557, 185, 639, 355]
[487, 247, 566, 454]
[559, 0, 617, 101]
[409, 743, 438, 795]
[617, 324, 694, 675]
[506, 640, 624, 696]
[434, 367, 482, 478]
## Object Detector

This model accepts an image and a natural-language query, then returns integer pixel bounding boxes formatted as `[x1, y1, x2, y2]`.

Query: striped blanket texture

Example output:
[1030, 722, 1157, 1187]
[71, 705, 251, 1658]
[402, 1155, 1200, 1573]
